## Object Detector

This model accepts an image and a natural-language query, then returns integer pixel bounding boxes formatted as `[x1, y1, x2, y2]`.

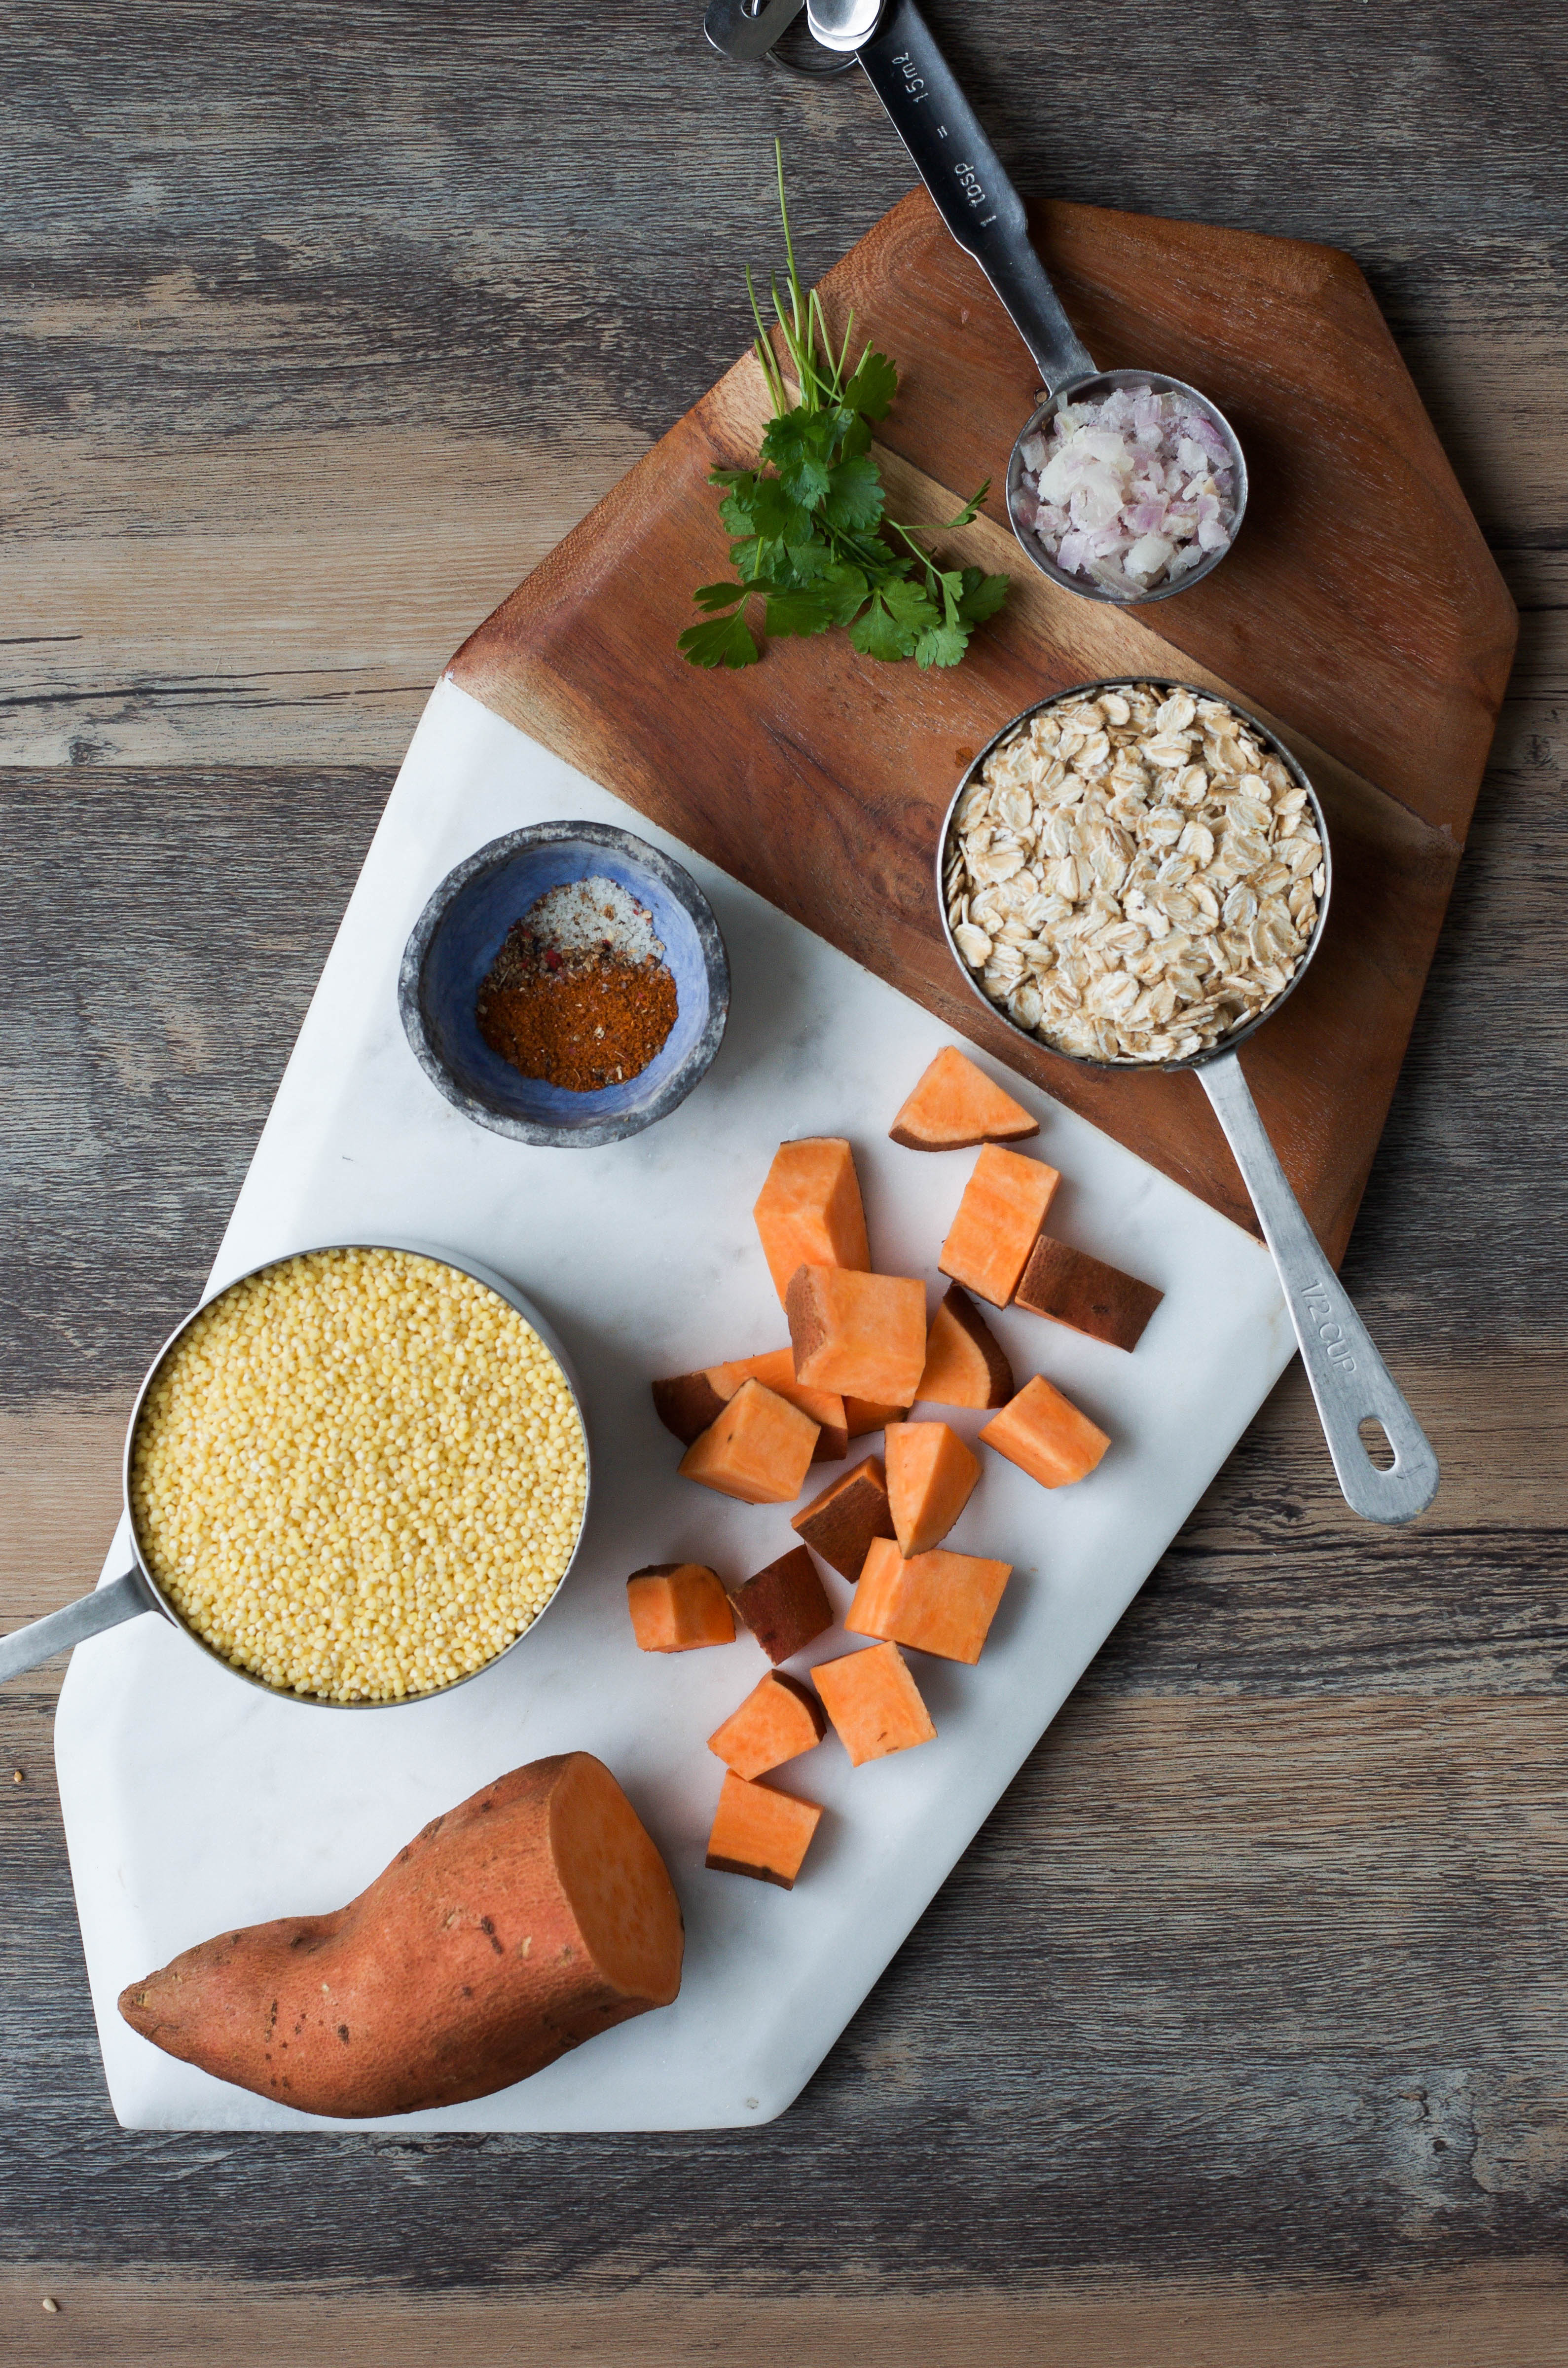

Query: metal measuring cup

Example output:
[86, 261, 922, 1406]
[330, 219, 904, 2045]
[0, 1240, 593, 1699]
[937, 683, 1439, 1525]
[806, 0, 1246, 602]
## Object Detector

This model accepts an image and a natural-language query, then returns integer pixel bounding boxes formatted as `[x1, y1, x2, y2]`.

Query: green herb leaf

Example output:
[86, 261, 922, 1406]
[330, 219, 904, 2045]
[690, 580, 745, 613]
[850, 577, 939, 662]
[678, 611, 761, 669]
[843, 347, 898, 420]
[821, 454, 884, 536]
[956, 566, 1012, 623]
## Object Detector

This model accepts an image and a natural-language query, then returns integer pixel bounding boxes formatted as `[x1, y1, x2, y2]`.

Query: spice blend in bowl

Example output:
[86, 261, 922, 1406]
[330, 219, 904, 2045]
[476, 877, 678, 1093]
[943, 682, 1325, 1066]
[129, 1246, 588, 1704]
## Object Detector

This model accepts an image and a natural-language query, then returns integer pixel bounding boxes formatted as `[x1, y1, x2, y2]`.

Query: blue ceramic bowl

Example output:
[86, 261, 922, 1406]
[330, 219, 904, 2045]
[399, 822, 729, 1147]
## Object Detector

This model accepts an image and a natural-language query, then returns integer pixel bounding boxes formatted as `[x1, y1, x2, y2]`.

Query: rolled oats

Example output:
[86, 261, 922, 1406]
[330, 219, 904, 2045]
[947, 682, 1323, 1065]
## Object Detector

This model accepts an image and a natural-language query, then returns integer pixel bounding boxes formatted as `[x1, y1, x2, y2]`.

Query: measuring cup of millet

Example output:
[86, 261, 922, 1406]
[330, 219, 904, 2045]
[938, 678, 1439, 1525]
[818, 0, 1246, 602]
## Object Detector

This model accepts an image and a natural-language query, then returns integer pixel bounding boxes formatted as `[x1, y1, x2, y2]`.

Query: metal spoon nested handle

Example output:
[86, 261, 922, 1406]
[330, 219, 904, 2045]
[938, 680, 1439, 1527]
[1198, 1053, 1438, 1522]
[808, 0, 1248, 603]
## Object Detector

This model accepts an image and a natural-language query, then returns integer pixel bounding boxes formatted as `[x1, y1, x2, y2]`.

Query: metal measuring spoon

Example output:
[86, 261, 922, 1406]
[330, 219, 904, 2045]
[938, 684, 1440, 1526]
[806, 0, 1247, 603]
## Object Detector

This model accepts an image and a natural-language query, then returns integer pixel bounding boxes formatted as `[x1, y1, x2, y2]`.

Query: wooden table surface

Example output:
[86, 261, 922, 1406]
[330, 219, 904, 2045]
[2, 4, 1564, 2361]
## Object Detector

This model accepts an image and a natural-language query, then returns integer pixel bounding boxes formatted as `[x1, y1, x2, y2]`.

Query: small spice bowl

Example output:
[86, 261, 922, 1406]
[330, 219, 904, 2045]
[399, 821, 729, 1147]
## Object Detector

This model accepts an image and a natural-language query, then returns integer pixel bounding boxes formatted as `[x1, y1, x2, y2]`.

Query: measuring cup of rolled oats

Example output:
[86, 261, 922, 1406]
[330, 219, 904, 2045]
[938, 679, 1438, 1526]
[0, 1243, 591, 1703]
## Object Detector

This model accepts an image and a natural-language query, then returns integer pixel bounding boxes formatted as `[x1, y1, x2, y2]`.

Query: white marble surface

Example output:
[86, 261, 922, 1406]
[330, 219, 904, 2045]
[54, 675, 1294, 2133]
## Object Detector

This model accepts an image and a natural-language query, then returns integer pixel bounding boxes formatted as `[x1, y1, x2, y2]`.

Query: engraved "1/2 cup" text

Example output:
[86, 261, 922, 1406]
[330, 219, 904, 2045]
[1302, 1281, 1357, 1375]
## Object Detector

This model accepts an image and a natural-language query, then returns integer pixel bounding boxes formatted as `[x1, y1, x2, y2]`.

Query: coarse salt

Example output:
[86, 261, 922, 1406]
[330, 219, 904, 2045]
[1015, 385, 1238, 598]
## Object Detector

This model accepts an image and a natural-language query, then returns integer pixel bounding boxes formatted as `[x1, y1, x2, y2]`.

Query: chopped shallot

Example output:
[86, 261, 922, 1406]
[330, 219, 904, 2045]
[1016, 385, 1238, 598]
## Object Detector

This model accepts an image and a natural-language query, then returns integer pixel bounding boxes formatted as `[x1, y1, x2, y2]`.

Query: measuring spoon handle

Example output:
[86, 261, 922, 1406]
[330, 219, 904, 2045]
[857, 0, 1095, 392]
[0, 1567, 154, 1685]
[1199, 1050, 1439, 1524]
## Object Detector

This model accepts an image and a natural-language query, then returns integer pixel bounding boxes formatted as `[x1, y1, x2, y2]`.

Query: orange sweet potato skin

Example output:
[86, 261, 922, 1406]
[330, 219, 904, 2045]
[117, 1756, 682, 2120]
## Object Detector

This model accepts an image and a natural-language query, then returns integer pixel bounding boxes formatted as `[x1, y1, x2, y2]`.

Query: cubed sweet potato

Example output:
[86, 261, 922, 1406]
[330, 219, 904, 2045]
[653, 1351, 847, 1462]
[889, 1045, 1038, 1150]
[678, 1378, 819, 1506]
[754, 1138, 870, 1304]
[729, 1544, 834, 1663]
[884, 1422, 982, 1556]
[844, 1396, 908, 1438]
[979, 1373, 1110, 1487]
[118, 1754, 684, 2117]
[916, 1284, 1015, 1410]
[847, 1536, 1011, 1665]
[707, 1670, 826, 1781]
[786, 1266, 928, 1408]
[813, 1642, 936, 1767]
[1013, 1234, 1165, 1352]
[791, 1454, 896, 1581]
[626, 1563, 736, 1653]
[705, 1771, 824, 1889]
[938, 1144, 1060, 1307]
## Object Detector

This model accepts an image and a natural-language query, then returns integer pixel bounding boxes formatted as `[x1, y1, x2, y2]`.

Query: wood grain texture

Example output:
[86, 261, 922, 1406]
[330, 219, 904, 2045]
[1, 0, 1565, 2349]
[451, 212, 1508, 1258]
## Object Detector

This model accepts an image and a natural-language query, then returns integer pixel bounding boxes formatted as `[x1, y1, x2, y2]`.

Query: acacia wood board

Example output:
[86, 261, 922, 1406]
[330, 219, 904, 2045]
[449, 188, 1517, 1262]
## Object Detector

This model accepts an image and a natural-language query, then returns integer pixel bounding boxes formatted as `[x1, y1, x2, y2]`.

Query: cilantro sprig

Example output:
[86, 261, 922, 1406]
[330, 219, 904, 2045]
[680, 148, 1009, 673]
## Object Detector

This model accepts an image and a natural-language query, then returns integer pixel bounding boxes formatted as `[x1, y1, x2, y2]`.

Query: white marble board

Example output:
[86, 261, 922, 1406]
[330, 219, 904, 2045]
[53, 675, 1293, 2132]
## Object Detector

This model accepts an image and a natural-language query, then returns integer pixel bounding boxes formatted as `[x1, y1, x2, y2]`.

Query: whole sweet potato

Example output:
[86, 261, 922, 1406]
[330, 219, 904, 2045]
[118, 1752, 683, 2118]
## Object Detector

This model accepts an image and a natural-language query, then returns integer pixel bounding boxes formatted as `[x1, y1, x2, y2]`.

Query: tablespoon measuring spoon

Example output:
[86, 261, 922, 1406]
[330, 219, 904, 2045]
[807, 0, 1247, 603]
[938, 684, 1439, 1525]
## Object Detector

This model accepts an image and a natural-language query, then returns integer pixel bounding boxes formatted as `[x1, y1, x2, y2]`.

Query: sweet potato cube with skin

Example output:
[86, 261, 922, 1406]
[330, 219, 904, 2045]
[786, 1267, 928, 1409]
[884, 1422, 982, 1557]
[938, 1144, 1061, 1308]
[707, 1670, 827, 1781]
[729, 1545, 834, 1664]
[678, 1379, 819, 1506]
[979, 1373, 1111, 1489]
[813, 1642, 937, 1768]
[890, 1045, 1038, 1151]
[653, 1353, 846, 1462]
[844, 1396, 907, 1439]
[848, 1537, 1012, 1666]
[705, 1771, 824, 1890]
[1013, 1235, 1165, 1353]
[916, 1284, 1015, 1410]
[754, 1138, 871, 1305]
[625, 1564, 735, 1653]
[791, 1455, 895, 1582]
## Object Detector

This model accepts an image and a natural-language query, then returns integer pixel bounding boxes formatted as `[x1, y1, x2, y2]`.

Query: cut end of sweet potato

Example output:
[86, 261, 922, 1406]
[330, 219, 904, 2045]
[729, 1544, 834, 1663]
[678, 1378, 820, 1506]
[979, 1373, 1111, 1489]
[884, 1421, 982, 1557]
[791, 1454, 896, 1582]
[786, 1265, 928, 1408]
[705, 1770, 824, 1889]
[1013, 1235, 1165, 1352]
[847, 1536, 1011, 1666]
[626, 1564, 736, 1653]
[551, 1752, 686, 2010]
[916, 1284, 1015, 1409]
[812, 1641, 937, 1767]
[754, 1138, 871, 1305]
[707, 1670, 826, 1781]
[938, 1144, 1061, 1307]
[889, 1045, 1038, 1151]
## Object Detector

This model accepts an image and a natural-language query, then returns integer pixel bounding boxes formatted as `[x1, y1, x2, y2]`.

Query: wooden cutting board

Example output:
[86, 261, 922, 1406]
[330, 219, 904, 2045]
[449, 188, 1516, 1262]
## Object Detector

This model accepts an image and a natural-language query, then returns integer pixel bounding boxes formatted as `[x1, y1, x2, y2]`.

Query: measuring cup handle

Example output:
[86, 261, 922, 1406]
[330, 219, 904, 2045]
[858, 0, 1096, 393]
[0, 1567, 155, 1685]
[1198, 1050, 1439, 1524]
